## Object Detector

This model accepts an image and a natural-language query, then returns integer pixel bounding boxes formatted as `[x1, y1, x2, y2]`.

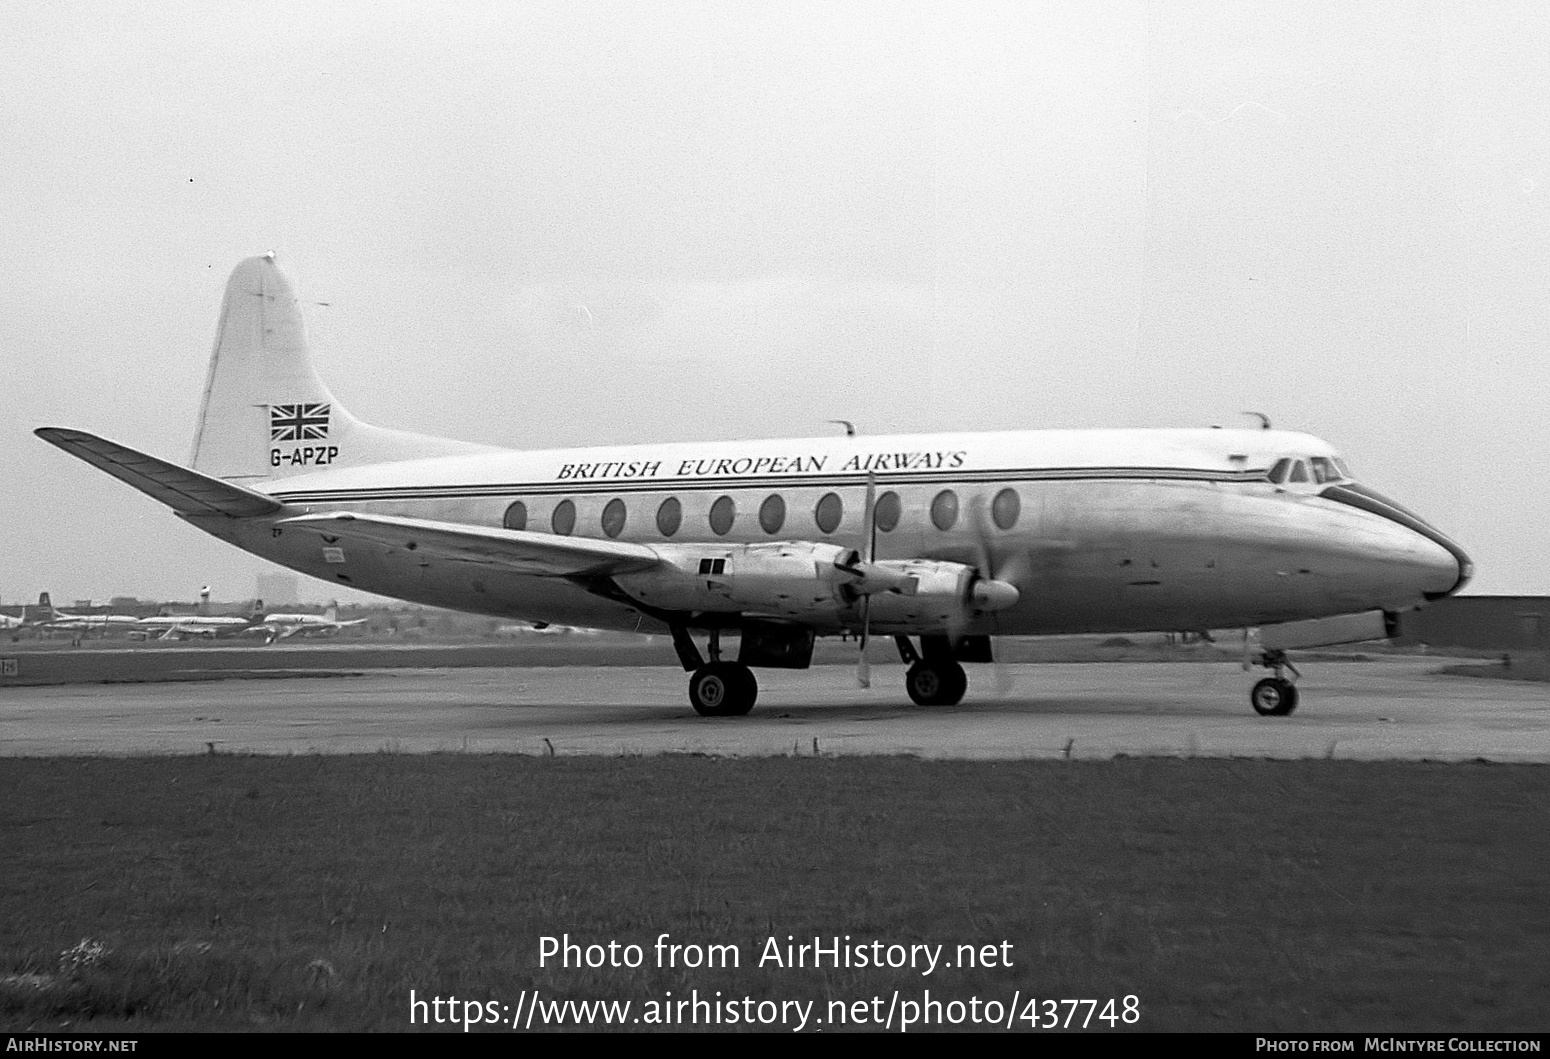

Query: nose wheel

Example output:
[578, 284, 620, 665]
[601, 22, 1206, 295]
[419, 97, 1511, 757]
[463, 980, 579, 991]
[1249, 649, 1300, 716]
[1251, 677, 1298, 716]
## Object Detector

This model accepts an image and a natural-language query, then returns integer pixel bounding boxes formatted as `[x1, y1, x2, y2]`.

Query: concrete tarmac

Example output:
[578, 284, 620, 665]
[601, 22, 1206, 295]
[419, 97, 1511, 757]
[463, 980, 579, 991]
[2, 658, 1546, 761]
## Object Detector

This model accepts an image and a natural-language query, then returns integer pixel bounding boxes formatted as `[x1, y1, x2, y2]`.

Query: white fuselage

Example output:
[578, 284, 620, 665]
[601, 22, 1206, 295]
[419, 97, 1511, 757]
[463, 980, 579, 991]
[130, 614, 254, 639]
[185, 426, 1466, 638]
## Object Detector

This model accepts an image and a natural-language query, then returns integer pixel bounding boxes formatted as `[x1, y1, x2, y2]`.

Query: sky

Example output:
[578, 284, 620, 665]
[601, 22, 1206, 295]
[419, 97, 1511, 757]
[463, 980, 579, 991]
[2, 0, 1547, 605]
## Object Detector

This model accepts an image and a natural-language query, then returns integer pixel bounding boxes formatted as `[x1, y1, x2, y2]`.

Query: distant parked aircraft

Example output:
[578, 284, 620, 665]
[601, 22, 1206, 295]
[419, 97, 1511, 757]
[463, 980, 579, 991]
[249, 602, 368, 644]
[23, 593, 140, 636]
[128, 596, 265, 641]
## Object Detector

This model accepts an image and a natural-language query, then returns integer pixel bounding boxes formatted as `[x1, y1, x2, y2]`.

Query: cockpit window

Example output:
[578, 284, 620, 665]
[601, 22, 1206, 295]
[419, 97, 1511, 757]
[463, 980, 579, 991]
[1288, 460, 1310, 484]
[1268, 458, 1292, 485]
[1309, 457, 1339, 484]
[1333, 457, 1353, 479]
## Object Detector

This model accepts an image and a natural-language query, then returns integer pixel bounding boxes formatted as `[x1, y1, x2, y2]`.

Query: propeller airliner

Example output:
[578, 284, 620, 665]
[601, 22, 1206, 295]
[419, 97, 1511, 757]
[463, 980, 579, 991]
[37, 255, 1471, 716]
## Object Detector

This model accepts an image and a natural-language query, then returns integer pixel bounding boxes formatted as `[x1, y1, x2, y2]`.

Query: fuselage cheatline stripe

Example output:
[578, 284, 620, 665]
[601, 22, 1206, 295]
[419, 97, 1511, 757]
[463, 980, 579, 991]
[270, 465, 1270, 504]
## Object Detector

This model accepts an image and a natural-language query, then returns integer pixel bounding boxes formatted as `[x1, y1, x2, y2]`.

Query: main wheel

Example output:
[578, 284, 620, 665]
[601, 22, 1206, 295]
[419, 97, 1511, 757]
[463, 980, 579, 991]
[1250, 677, 1298, 716]
[689, 662, 758, 717]
[905, 660, 968, 706]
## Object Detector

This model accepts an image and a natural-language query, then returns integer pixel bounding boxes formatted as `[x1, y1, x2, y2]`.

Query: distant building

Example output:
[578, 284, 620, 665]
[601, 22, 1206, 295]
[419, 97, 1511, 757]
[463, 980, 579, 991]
[256, 573, 300, 607]
[1398, 596, 1549, 654]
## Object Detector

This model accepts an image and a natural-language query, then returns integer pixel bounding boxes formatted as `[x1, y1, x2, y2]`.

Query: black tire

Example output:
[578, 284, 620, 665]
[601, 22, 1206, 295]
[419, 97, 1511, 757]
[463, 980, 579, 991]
[906, 660, 968, 706]
[689, 662, 757, 717]
[726, 663, 758, 716]
[1251, 677, 1298, 716]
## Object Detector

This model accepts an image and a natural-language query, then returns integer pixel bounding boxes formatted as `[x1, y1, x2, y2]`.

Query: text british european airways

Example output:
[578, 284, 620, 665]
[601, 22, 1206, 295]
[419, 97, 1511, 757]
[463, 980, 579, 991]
[555, 450, 967, 481]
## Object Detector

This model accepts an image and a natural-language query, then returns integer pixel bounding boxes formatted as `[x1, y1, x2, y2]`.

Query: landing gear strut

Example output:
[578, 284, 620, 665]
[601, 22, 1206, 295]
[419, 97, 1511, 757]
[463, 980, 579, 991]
[1250, 649, 1300, 716]
[674, 625, 759, 717]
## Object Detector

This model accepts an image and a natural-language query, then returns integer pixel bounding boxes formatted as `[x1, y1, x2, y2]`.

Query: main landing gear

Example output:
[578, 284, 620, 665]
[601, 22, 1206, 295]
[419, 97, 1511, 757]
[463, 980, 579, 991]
[689, 661, 757, 717]
[904, 659, 968, 707]
[895, 635, 971, 707]
[673, 626, 758, 717]
[1250, 649, 1300, 716]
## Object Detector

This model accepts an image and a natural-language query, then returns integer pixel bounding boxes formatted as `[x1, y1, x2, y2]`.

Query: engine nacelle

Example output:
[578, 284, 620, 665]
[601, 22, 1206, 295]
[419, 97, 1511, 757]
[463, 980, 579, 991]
[613, 544, 1020, 632]
[614, 541, 861, 620]
[861, 558, 1020, 632]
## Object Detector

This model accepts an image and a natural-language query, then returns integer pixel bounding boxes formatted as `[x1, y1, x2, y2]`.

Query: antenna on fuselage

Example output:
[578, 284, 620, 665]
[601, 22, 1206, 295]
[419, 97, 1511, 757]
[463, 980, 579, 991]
[1242, 411, 1272, 430]
[828, 419, 857, 437]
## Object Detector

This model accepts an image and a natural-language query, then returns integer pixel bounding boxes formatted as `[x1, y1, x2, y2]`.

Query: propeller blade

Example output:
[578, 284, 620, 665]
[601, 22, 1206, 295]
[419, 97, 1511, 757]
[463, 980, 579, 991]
[856, 597, 872, 688]
[992, 659, 1015, 696]
[969, 491, 1017, 697]
[863, 472, 878, 564]
[857, 472, 878, 689]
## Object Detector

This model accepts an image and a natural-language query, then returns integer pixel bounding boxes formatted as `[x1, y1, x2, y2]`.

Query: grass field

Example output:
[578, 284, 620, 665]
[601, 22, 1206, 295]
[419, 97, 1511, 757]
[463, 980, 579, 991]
[2, 755, 1546, 1032]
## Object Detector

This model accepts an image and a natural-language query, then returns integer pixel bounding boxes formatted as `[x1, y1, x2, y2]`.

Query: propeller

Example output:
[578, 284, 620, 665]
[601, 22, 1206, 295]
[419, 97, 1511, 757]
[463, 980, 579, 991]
[857, 472, 878, 688]
[959, 493, 1019, 696]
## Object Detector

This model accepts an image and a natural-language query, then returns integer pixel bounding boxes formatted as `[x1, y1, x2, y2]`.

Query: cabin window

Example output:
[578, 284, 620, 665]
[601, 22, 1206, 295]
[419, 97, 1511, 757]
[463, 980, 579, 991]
[759, 494, 785, 534]
[814, 492, 843, 534]
[656, 497, 682, 537]
[992, 488, 1020, 531]
[601, 498, 627, 538]
[874, 491, 901, 533]
[930, 489, 959, 531]
[709, 496, 736, 536]
[503, 501, 528, 531]
[1288, 460, 1310, 484]
[1268, 458, 1292, 485]
[551, 499, 576, 535]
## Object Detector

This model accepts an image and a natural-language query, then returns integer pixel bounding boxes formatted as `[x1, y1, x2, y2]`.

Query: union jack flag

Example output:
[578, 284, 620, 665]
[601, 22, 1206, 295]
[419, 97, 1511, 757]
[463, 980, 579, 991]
[270, 403, 331, 441]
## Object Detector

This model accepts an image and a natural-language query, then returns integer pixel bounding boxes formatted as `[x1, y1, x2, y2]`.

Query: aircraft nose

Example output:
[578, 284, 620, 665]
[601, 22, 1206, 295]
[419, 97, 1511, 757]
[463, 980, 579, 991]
[1320, 483, 1472, 600]
[1412, 533, 1471, 600]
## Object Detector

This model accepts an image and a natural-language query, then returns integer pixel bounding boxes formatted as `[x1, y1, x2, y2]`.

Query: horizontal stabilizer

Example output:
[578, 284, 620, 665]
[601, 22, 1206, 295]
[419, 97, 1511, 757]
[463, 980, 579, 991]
[278, 512, 662, 577]
[35, 428, 283, 518]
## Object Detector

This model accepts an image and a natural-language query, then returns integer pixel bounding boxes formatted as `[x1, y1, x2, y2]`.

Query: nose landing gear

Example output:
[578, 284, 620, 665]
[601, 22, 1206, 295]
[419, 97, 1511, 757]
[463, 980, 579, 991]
[1250, 649, 1300, 716]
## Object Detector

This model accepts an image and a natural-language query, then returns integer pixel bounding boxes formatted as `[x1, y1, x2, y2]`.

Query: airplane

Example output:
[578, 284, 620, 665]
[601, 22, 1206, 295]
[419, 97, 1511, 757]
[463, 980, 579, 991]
[496, 622, 603, 637]
[128, 594, 265, 641]
[248, 602, 368, 644]
[21, 593, 141, 636]
[36, 254, 1471, 716]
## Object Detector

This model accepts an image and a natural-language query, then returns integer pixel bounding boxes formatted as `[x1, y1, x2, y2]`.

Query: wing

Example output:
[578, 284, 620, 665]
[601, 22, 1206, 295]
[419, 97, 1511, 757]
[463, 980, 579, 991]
[278, 512, 663, 577]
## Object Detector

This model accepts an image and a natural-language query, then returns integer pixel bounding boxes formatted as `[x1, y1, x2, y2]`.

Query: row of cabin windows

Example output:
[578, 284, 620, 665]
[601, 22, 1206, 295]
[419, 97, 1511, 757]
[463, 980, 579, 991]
[501, 487, 1023, 539]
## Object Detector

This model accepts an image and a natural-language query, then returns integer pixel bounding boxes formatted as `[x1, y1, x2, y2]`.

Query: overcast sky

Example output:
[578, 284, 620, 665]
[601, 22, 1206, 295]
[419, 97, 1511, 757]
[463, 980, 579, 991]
[3, 0, 1546, 605]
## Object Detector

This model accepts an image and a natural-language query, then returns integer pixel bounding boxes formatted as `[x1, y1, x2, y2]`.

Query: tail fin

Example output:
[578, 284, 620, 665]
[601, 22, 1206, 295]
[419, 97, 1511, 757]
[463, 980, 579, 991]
[189, 254, 494, 483]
